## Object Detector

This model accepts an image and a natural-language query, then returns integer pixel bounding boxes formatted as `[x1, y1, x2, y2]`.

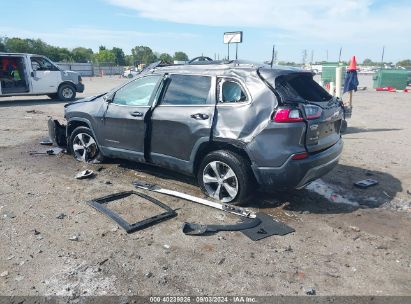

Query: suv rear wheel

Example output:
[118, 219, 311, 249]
[69, 126, 102, 163]
[197, 150, 253, 205]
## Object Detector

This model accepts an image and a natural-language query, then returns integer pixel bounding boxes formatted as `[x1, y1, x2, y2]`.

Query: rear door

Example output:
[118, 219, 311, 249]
[97, 75, 162, 160]
[30, 56, 61, 94]
[150, 74, 215, 171]
[273, 72, 343, 152]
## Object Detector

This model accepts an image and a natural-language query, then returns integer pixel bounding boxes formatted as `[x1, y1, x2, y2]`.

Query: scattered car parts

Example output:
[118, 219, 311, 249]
[354, 179, 379, 189]
[75, 169, 95, 180]
[133, 180, 255, 218]
[182, 216, 261, 236]
[39, 138, 53, 146]
[48, 118, 67, 147]
[240, 212, 295, 241]
[133, 180, 294, 240]
[29, 147, 64, 156]
[87, 191, 177, 233]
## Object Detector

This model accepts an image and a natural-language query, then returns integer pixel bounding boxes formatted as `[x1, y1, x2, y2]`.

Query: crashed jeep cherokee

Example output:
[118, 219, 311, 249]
[49, 61, 344, 205]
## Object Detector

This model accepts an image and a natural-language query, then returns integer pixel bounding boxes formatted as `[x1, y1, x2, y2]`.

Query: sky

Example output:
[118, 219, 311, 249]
[1, 0, 410, 63]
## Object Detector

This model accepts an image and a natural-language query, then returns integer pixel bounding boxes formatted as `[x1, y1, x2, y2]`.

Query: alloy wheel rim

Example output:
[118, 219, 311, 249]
[62, 87, 74, 99]
[72, 133, 98, 162]
[203, 161, 239, 203]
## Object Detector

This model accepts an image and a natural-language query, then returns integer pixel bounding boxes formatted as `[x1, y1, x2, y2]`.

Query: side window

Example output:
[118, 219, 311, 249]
[113, 75, 161, 106]
[161, 75, 211, 105]
[219, 79, 248, 103]
[31, 57, 59, 71]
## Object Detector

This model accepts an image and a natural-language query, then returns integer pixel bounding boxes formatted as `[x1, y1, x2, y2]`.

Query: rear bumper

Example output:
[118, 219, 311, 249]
[251, 139, 343, 190]
[75, 82, 85, 93]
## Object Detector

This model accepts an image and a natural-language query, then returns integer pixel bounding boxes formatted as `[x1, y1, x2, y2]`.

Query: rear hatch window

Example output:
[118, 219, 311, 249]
[260, 70, 343, 152]
[276, 73, 332, 103]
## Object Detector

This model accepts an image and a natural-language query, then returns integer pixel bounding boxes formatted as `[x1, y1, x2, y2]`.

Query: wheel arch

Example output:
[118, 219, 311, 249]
[193, 139, 253, 177]
[66, 118, 101, 146]
[58, 81, 76, 91]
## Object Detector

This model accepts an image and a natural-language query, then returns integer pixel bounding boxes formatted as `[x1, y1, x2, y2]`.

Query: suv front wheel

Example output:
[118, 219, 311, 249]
[197, 150, 253, 205]
[69, 126, 102, 163]
[58, 84, 76, 101]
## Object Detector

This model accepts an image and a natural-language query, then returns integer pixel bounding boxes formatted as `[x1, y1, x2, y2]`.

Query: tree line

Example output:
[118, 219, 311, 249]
[0, 37, 189, 66]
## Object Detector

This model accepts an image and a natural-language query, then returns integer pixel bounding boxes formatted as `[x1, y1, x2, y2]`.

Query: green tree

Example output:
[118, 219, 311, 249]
[93, 49, 115, 64]
[363, 58, 375, 66]
[4, 37, 30, 53]
[159, 53, 173, 63]
[0, 38, 5, 52]
[125, 55, 134, 66]
[72, 47, 93, 63]
[111, 47, 126, 65]
[131, 46, 158, 65]
[397, 59, 411, 67]
[173, 51, 188, 61]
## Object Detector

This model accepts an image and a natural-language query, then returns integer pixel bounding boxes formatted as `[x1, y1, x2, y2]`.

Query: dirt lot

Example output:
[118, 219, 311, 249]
[0, 75, 410, 297]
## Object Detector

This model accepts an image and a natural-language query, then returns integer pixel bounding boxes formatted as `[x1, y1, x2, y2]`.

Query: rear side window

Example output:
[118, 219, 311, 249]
[276, 74, 332, 102]
[161, 75, 211, 105]
[220, 80, 248, 103]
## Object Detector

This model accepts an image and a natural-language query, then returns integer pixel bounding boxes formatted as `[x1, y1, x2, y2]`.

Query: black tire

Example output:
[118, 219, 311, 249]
[68, 126, 103, 163]
[58, 84, 76, 101]
[197, 150, 254, 205]
[48, 93, 58, 100]
[127, 74, 134, 78]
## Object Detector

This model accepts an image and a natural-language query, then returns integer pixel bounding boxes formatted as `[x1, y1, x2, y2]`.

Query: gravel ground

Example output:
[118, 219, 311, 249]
[0, 75, 410, 297]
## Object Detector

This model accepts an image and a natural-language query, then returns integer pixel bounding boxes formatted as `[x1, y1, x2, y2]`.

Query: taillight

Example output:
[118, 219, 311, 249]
[273, 108, 303, 123]
[304, 104, 322, 120]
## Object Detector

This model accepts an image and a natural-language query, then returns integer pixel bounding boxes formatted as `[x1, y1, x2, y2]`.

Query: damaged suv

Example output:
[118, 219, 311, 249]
[50, 61, 343, 204]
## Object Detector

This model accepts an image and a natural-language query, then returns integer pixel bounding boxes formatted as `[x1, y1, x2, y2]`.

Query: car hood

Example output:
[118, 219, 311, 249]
[64, 93, 107, 108]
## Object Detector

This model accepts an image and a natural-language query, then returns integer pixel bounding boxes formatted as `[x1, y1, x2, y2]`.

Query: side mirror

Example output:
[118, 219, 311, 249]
[103, 94, 113, 103]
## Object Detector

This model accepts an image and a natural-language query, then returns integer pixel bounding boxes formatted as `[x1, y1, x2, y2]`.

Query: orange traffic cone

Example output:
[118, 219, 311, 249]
[348, 56, 357, 71]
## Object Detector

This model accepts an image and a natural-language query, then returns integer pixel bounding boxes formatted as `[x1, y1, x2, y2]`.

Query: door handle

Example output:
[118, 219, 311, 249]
[190, 113, 209, 120]
[130, 111, 143, 117]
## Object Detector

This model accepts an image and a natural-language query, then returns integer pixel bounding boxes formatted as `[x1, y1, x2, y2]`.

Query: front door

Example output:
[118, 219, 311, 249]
[150, 74, 215, 173]
[30, 56, 61, 94]
[97, 75, 163, 161]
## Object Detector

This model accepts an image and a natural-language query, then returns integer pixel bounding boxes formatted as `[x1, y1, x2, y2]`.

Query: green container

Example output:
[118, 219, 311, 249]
[321, 62, 346, 83]
[373, 69, 408, 90]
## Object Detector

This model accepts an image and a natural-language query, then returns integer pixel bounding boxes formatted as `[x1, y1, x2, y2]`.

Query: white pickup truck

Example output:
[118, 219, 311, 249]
[0, 53, 84, 101]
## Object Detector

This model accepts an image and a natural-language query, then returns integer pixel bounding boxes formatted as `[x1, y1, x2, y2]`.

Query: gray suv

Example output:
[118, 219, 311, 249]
[51, 61, 343, 205]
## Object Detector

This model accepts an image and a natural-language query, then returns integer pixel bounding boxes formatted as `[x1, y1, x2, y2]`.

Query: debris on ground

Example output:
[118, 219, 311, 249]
[39, 138, 53, 146]
[68, 235, 79, 241]
[306, 179, 358, 206]
[26, 110, 44, 114]
[75, 170, 95, 180]
[56, 213, 66, 219]
[0, 271, 9, 277]
[29, 147, 64, 156]
[305, 288, 316, 295]
[350, 226, 361, 232]
[87, 191, 177, 233]
[354, 179, 379, 189]
[145, 272, 153, 278]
